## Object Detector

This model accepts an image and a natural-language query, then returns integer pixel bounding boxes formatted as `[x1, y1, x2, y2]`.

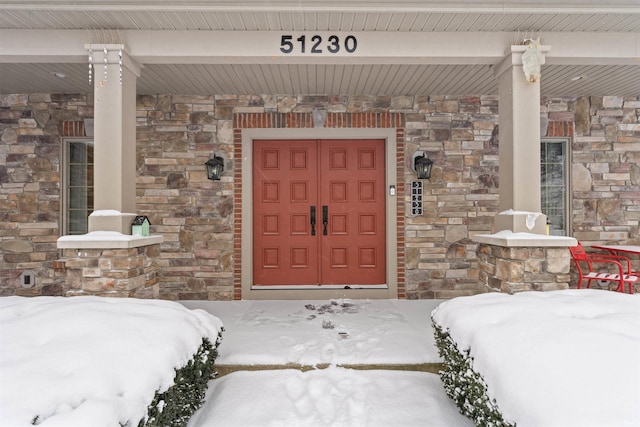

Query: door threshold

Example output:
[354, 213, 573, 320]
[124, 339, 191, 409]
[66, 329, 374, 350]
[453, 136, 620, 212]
[252, 284, 388, 290]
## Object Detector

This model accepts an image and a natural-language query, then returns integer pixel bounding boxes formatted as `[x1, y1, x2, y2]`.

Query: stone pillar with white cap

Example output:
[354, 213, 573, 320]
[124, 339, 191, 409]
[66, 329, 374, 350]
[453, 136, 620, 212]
[473, 42, 577, 294]
[56, 45, 163, 297]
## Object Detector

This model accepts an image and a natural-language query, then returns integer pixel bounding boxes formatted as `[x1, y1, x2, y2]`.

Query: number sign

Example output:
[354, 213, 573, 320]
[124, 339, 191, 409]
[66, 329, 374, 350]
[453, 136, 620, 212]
[280, 35, 358, 54]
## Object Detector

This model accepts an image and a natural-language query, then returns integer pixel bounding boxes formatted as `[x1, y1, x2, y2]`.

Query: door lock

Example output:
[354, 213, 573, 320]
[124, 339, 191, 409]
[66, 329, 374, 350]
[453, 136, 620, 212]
[310, 206, 316, 236]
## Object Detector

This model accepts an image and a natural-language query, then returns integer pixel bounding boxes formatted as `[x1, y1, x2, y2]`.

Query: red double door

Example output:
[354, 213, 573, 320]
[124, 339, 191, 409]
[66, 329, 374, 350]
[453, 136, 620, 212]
[253, 139, 386, 286]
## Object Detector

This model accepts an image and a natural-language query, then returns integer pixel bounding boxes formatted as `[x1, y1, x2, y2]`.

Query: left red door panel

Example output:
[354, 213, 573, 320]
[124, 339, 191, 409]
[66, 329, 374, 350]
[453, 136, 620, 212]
[253, 140, 319, 285]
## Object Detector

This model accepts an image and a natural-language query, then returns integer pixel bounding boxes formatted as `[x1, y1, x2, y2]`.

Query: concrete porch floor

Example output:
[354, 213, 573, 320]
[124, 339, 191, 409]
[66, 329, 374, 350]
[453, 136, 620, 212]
[180, 299, 444, 375]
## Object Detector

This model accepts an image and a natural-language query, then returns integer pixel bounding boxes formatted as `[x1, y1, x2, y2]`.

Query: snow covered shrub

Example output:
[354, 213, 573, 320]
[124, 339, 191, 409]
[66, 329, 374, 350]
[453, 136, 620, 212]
[432, 319, 515, 427]
[141, 330, 223, 427]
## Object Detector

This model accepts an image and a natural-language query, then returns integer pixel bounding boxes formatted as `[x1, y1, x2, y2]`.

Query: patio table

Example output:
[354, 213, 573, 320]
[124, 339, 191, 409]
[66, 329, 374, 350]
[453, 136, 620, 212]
[590, 245, 640, 257]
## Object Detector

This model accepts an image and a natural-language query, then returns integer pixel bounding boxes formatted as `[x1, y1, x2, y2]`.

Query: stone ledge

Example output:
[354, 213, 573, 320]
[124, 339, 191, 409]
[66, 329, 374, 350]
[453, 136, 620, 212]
[57, 231, 163, 249]
[474, 231, 577, 248]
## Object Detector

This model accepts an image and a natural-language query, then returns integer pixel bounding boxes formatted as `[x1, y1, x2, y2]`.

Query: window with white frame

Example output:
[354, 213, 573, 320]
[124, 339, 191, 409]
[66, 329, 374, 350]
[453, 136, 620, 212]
[63, 139, 94, 235]
[540, 138, 570, 236]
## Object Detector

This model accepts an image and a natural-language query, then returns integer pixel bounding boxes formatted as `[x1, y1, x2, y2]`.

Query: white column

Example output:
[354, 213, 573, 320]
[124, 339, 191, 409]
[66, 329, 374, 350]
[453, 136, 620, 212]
[86, 44, 141, 234]
[493, 44, 550, 235]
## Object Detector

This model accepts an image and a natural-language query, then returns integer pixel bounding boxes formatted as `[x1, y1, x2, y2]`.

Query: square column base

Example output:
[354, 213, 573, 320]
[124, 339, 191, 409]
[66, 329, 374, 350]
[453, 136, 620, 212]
[493, 210, 547, 235]
[88, 211, 137, 235]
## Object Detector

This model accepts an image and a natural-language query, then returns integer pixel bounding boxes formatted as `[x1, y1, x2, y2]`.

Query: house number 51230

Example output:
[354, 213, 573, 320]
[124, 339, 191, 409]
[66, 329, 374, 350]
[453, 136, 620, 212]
[279, 35, 358, 54]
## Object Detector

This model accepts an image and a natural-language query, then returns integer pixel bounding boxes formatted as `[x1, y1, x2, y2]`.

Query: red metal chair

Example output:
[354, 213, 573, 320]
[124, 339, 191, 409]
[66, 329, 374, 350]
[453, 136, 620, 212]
[569, 243, 638, 294]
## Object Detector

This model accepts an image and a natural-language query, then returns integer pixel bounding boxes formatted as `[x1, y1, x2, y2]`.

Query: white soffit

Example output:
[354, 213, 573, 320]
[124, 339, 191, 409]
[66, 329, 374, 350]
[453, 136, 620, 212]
[1, 9, 639, 32]
[2, 1, 639, 33]
[0, 1, 639, 96]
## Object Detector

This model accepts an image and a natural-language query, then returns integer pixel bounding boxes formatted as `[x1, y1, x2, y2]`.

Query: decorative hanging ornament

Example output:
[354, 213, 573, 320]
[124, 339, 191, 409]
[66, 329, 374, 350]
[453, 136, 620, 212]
[88, 48, 93, 85]
[87, 46, 126, 85]
[119, 50, 123, 84]
[103, 47, 108, 82]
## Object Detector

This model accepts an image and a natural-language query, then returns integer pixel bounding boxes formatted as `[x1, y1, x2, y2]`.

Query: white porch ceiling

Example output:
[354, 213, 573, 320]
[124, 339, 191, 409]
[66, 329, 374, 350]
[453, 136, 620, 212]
[1, 1, 639, 96]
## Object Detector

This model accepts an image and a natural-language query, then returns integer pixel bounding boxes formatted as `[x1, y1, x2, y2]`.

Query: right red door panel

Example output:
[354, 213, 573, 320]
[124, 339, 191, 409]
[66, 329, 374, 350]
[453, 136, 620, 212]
[319, 139, 386, 285]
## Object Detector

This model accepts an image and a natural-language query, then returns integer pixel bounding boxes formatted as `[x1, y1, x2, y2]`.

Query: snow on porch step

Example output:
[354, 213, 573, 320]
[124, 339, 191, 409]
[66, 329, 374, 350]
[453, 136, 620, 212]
[187, 367, 474, 427]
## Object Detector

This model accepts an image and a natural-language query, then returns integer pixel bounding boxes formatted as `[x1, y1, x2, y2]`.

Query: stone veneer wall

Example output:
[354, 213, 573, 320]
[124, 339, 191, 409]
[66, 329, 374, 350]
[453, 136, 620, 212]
[135, 95, 235, 300]
[477, 245, 572, 293]
[552, 96, 640, 245]
[1, 93, 639, 299]
[133, 94, 501, 300]
[1, 94, 92, 296]
[404, 96, 501, 298]
[55, 245, 161, 297]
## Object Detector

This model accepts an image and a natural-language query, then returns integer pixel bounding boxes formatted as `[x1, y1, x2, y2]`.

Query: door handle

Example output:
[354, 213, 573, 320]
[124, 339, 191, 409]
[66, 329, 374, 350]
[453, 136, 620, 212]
[310, 206, 316, 236]
[322, 205, 328, 236]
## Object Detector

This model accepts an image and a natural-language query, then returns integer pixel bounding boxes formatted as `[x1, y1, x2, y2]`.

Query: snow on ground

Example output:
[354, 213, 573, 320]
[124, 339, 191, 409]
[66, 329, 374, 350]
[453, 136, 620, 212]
[2, 291, 637, 427]
[0, 296, 223, 427]
[181, 298, 475, 426]
[432, 289, 640, 427]
[187, 367, 473, 427]
[180, 299, 441, 366]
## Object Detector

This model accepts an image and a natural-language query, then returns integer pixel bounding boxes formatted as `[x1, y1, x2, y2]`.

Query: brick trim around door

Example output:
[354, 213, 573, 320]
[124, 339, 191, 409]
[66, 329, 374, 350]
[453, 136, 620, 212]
[233, 112, 406, 300]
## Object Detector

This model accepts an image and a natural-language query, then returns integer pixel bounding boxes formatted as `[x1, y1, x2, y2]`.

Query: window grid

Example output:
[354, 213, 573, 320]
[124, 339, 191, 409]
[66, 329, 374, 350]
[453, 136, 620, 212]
[64, 140, 94, 235]
[540, 139, 569, 236]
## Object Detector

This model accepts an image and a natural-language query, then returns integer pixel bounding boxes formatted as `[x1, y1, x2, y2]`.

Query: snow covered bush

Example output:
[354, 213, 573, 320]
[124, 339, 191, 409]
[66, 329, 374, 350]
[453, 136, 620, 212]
[142, 332, 222, 427]
[432, 320, 514, 427]
[0, 296, 223, 427]
[431, 290, 640, 427]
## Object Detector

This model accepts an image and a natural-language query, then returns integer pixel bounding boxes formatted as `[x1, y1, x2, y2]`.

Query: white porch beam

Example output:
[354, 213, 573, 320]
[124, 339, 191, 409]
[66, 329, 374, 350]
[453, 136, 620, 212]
[1, 30, 637, 66]
[542, 33, 640, 65]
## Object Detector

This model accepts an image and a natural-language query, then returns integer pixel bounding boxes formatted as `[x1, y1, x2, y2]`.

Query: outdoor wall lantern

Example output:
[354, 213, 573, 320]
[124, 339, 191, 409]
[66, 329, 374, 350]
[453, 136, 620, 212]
[412, 152, 434, 180]
[205, 155, 224, 180]
[312, 108, 327, 128]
